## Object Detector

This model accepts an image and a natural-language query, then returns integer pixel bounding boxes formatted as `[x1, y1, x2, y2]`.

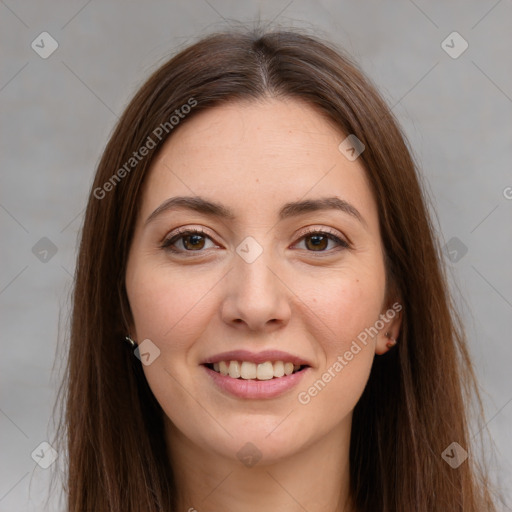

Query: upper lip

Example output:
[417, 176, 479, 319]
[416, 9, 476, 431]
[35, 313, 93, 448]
[201, 349, 312, 367]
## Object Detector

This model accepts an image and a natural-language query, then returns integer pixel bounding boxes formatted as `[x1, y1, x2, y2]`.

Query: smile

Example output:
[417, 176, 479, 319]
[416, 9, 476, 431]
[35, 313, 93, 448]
[202, 362, 310, 399]
[205, 360, 308, 380]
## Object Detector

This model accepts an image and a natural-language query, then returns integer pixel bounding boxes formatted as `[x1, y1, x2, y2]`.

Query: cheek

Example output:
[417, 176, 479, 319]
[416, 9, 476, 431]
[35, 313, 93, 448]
[293, 266, 385, 408]
[295, 278, 381, 421]
[304, 268, 386, 353]
[126, 260, 219, 350]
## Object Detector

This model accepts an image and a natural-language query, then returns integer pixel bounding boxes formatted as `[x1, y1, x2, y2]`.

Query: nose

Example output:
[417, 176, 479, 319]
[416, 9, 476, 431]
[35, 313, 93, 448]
[220, 247, 292, 333]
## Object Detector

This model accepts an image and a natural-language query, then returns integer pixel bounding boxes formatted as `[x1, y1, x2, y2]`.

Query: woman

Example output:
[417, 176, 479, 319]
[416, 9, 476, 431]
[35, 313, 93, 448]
[52, 28, 500, 511]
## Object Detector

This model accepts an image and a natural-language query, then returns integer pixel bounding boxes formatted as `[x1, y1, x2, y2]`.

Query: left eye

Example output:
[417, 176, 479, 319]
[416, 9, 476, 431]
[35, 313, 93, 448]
[295, 231, 349, 252]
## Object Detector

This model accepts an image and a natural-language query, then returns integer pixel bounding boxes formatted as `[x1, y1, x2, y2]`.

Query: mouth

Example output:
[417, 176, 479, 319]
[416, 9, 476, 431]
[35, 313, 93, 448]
[202, 360, 311, 399]
[203, 360, 310, 381]
[200, 350, 312, 398]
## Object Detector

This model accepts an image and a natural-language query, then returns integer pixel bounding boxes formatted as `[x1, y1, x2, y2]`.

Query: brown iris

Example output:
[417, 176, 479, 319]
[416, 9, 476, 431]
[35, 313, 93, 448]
[182, 234, 206, 250]
[305, 234, 328, 251]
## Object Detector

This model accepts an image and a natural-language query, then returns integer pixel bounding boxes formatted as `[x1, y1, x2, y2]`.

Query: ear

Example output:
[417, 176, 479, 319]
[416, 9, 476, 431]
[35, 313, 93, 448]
[374, 299, 403, 355]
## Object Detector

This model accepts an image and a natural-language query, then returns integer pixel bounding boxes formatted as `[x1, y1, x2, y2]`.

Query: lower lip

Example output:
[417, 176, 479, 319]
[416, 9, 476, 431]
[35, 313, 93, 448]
[202, 365, 310, 399]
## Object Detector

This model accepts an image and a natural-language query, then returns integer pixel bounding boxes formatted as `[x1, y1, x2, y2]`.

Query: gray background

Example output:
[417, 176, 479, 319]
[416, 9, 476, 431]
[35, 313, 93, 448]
[1, 1, 511, 510]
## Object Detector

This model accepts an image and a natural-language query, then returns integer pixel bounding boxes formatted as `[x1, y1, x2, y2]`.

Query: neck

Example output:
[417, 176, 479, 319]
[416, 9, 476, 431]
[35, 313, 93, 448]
[165, 415, 354, 512]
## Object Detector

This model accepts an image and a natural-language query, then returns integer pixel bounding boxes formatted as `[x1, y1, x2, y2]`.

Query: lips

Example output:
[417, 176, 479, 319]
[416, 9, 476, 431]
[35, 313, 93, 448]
[202, 362, 311, 399]
[201, 349, 312, 385]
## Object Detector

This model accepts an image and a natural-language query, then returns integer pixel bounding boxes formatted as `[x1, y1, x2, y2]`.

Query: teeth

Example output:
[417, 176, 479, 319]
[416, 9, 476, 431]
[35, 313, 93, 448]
[228, 361, 241, 378]
[273, 361, 285, 377]
[257, 362, 274, 380]
[219, 361, 229, 376]
[209, 360, 305, 380]
[240, 361, 257, 379]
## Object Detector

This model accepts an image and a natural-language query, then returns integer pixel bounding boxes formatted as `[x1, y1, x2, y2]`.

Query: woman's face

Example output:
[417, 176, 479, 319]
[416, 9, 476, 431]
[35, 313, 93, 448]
[125, 98, 400, 465]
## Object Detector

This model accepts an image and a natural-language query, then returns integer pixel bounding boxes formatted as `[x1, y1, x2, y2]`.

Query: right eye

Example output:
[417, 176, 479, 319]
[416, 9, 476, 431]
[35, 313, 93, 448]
[160, 228, 218, 254]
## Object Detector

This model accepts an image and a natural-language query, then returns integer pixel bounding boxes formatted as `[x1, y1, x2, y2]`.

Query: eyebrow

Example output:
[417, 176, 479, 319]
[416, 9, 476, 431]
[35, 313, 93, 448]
[145, 195, 366, 227]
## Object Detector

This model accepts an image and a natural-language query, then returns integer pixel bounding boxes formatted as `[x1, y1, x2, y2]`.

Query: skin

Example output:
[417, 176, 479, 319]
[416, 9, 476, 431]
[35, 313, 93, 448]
[125, 97, 402, 512]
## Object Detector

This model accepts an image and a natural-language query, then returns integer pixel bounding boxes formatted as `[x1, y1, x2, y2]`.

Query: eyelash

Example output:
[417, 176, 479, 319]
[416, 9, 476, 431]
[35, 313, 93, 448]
[160, 227, 350, 255]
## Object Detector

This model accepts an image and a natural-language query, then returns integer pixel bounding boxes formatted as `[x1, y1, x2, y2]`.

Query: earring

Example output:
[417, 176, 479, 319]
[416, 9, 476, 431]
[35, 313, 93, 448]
[125, 336, 138, 348]
[385, 331, 397, 349]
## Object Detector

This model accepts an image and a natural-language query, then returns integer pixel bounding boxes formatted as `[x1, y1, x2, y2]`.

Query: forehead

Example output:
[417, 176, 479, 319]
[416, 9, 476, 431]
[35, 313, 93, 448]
[139, 98, 377, 226]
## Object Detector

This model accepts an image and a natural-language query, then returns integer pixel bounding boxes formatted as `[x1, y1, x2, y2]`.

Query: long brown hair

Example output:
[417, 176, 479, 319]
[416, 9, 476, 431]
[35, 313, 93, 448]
[51, 27, 500, 511]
